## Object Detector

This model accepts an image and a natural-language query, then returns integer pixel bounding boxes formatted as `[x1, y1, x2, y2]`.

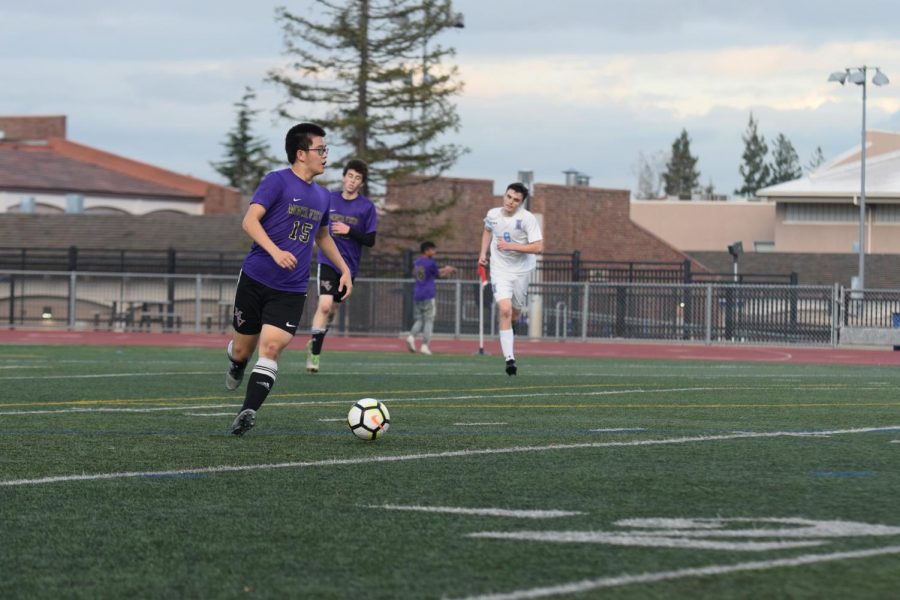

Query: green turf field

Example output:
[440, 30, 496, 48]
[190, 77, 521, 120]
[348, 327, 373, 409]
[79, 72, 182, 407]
[2, 344, 899, 599]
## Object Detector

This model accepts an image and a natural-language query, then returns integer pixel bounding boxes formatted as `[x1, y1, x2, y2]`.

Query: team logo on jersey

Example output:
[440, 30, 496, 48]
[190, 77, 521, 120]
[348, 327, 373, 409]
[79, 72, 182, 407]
[515, 219, 523, 230]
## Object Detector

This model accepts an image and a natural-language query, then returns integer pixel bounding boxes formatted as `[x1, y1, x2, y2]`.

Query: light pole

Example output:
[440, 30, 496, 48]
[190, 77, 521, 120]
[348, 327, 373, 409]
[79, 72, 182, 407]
[828, 66, 890, 291]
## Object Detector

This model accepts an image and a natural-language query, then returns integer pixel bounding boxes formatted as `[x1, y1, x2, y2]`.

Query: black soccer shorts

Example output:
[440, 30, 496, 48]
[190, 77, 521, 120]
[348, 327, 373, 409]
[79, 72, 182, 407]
[231, 272, 307, 336]
[316, 264, 351, 303]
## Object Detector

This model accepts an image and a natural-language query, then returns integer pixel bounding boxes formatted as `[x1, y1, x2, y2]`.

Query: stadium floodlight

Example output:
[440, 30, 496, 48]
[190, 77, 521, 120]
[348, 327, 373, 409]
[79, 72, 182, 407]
[828, 70, 848, 84]
[828, 66, 890, 291]
[873, 68, 890, 86]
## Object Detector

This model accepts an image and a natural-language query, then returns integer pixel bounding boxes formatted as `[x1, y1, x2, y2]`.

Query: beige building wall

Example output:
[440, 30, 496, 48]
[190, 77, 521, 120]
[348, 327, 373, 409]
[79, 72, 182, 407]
[774, 205, 900, 253]
[630, 200, 775, 251]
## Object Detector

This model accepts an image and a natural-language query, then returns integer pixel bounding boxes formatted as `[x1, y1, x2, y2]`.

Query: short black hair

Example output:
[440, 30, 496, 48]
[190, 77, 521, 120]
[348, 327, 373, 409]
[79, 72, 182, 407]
[507, 182, 530, 201]
[343, 159, 369, 182]
[420, 241, 436, 253]
[285, 123, 326, 164]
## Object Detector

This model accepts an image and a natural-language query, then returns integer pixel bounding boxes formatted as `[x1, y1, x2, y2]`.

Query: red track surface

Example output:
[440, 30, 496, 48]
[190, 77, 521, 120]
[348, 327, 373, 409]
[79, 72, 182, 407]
[3, 328, 900, 366]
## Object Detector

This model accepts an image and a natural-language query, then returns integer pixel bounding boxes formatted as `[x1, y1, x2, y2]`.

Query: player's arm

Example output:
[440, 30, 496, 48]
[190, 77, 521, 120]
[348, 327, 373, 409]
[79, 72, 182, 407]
[438, 265, 457, 278]
[497, 238, 543, 255]
[242, 203, 298, 270]
[478, 228, 492, 266]
[315, 226, 353, 300]
[336, 225, 376, 248]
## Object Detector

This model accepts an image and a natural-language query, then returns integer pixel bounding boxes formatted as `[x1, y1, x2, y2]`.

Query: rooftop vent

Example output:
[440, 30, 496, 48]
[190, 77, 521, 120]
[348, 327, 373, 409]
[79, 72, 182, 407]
[563, 169, 590, 187]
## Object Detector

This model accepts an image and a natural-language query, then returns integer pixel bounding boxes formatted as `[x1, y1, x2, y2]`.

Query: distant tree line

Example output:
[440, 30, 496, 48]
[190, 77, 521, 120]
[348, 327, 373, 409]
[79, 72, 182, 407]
[633, 113, 828, 200]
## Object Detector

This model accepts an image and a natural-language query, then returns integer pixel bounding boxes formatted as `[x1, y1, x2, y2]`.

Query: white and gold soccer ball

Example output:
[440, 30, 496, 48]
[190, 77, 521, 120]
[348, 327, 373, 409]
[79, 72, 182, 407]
[347, 398, 390, 441]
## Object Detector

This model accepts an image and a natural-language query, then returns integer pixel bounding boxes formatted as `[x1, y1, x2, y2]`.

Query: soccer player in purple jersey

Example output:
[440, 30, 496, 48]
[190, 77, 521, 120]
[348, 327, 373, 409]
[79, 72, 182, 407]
[304, 159, 377, 373]
[405, 241, 456, 355]
[226, 123, 353, 436]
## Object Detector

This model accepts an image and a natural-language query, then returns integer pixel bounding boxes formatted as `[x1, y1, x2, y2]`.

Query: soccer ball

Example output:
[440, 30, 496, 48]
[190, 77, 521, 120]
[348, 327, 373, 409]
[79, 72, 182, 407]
[347, 398, 390, 441]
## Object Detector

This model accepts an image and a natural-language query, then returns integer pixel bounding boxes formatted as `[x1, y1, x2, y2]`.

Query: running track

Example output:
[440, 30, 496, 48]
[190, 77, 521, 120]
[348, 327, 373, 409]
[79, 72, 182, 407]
[3, 328, 900, 366]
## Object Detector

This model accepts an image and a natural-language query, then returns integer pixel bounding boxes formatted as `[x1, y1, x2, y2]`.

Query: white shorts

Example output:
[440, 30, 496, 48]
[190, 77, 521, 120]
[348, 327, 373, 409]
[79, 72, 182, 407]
[491, 271, 531, 310]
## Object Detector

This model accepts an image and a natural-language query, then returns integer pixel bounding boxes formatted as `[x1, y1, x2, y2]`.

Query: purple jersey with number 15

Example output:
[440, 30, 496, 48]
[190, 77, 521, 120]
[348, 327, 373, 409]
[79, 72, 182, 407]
[240, 168, 330, 293]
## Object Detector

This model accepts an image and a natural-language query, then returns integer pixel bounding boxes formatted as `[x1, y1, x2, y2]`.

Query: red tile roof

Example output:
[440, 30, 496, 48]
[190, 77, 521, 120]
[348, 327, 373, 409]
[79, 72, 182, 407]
[0, 115, 243, 213]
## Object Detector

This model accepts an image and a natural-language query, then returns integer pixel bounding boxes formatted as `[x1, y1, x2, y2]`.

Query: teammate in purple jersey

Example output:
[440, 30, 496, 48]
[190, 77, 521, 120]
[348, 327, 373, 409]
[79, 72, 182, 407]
[405, 241, 456, 355]
[226, 123, 353, 436]
[305, 159, 377, 373]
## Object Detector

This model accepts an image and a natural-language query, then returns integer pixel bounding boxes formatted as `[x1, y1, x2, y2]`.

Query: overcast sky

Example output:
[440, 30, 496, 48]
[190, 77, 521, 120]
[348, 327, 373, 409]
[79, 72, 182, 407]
[4, 0, 900, 197]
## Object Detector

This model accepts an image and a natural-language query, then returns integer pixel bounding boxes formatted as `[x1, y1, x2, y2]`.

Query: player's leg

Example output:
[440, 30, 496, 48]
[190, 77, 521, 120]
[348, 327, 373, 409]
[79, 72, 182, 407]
[407, 300, 424, 352]
[231, 289, 304, 436]
[225, 273, 261, 390]
[504, 274, 531, 376]
[307, 265, 343, 373]
[420, 298, 436, 355]
[493, 275, 517, 375]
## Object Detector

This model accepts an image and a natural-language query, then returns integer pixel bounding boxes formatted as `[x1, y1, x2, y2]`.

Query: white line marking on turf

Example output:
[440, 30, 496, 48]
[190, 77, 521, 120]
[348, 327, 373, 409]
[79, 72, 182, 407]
[3, 384, 871, 416]
[318, 418, 345, 422]
[369, 505, 584, 519]
[452, 545, 900, 600]
[0, 371, 214, 381]
[470, 531, 822, 551]
[185, 413, 234, 417]
[1, 425, 896, 488]
[454, 422, 508, 426]
[589, 428, 646, 433]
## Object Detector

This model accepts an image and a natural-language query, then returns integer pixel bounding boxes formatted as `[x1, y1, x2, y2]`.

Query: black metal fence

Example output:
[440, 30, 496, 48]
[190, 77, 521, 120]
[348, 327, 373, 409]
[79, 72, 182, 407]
[0, 247, 798, 286]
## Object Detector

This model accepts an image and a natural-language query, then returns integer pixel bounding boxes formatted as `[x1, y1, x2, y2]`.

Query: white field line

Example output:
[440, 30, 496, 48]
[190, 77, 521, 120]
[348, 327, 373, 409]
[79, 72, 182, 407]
[0, 384, 868, 416]
[0, 371, 214, 381]
[0, 426, 896, 488]
[452, 545, 900, 600]
[454, 422, 508, 426]
[184, 413, 234, 417]
[589, 428, 647, 433]
[368, 505, 584, 519]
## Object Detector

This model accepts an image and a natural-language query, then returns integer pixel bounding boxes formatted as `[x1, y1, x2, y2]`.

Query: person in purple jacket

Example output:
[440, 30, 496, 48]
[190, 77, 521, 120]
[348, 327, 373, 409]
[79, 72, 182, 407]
[405, 241, 456, 355]
[225, 123, 352, 436]
[305, 159, 377, 373]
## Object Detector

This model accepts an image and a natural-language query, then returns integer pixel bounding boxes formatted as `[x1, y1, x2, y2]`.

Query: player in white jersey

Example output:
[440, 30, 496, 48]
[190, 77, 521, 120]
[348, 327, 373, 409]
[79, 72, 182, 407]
[478, 182, 544, 375]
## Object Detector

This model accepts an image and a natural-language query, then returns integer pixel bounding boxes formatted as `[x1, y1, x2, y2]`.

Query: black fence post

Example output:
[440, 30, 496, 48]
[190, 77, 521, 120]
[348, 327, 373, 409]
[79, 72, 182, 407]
[615, 285, 627, 337]
[67, 246, 78, 271]
[166, 248, 176, 330]
[682, 260, 692, 339]
[572, 250, 581, 282]
[402, 248, 415, 331]
[8, 274, 14, 327]
[790, 272, 799, 336]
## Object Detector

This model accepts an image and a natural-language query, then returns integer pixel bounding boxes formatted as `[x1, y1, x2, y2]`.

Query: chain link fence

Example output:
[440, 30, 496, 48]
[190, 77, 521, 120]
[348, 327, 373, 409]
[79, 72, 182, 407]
[4, 269, 894, 347]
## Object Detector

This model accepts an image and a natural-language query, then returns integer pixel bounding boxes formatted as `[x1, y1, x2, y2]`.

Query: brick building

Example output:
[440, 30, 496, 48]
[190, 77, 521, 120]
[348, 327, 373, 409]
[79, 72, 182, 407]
[380, 175, 706, 270]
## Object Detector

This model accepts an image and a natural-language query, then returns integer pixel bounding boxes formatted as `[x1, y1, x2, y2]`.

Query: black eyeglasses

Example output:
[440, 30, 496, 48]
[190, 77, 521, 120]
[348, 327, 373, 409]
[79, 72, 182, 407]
[304, 146, 328, 156]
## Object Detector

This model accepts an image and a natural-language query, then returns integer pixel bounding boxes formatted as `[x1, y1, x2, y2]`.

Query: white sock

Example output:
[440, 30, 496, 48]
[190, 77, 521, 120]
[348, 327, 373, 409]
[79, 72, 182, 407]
[499, 328, 514, 361]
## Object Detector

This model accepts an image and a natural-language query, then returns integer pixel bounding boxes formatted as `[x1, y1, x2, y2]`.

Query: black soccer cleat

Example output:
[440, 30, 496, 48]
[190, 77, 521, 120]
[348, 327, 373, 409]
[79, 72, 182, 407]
[230, 408, 256, 436]
[505, 359, 517, 376]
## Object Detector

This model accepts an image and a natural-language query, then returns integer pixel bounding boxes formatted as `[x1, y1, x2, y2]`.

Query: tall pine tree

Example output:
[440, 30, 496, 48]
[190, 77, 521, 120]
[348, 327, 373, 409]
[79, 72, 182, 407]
[663, 129, 700, 200]
[267, 0, 467, 198]
[768, 133, 802, 185]
[211, 87, 276, 196]
[736, 112, 770, 197]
